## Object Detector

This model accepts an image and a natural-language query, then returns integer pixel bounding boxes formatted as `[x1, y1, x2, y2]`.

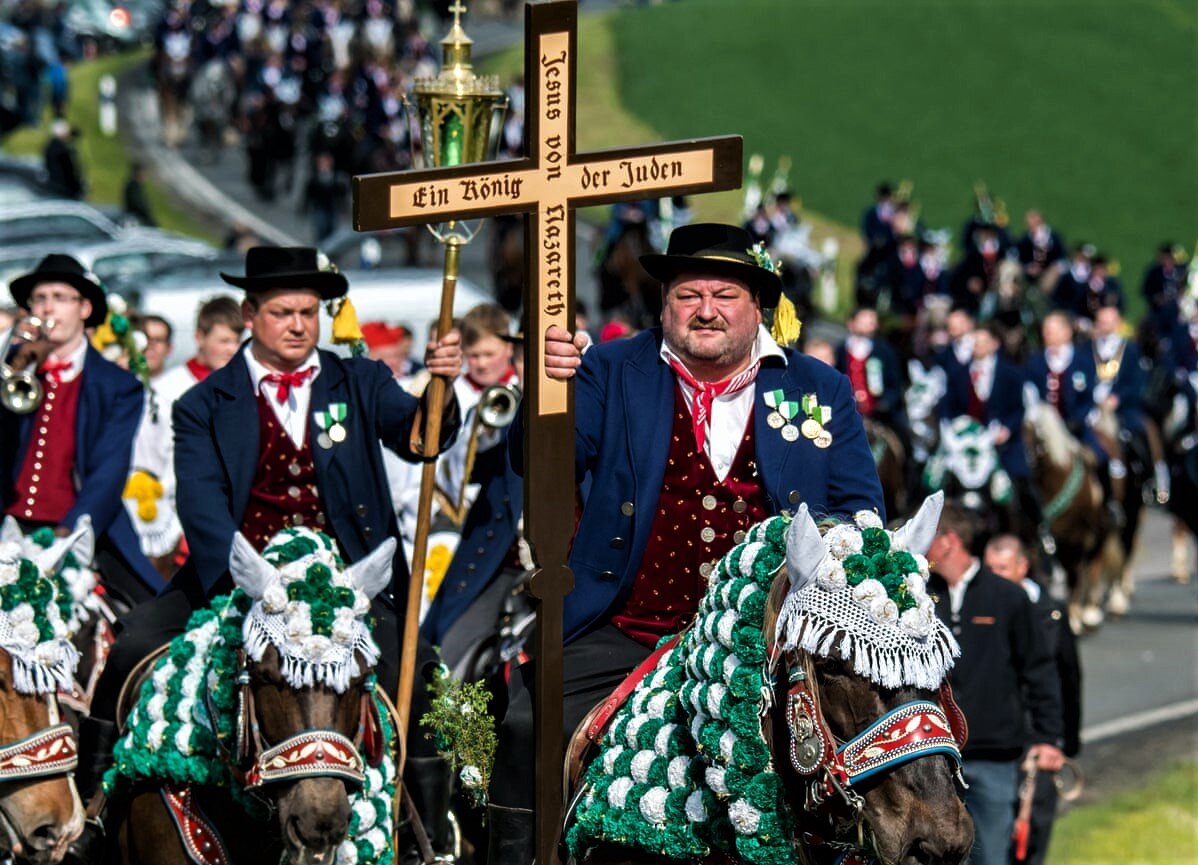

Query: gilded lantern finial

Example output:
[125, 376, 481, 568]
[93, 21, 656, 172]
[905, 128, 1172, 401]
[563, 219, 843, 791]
[410, 0, 506, 168]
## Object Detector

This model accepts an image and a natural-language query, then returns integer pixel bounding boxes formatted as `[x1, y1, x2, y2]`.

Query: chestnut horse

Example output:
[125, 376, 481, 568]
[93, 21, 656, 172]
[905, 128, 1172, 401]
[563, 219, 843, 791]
[109, 534, 398, 865]
[568, 498, 973, 865]
[0, 531, 93, 864]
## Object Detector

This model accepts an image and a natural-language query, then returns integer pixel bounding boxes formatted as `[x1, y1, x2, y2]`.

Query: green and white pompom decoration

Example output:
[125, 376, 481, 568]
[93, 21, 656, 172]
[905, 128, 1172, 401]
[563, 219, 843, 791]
[776, 493, 957, 690]
[2, 516, 104, 632]
[0, 521, 91, 694]
[235, 528, 390, 692]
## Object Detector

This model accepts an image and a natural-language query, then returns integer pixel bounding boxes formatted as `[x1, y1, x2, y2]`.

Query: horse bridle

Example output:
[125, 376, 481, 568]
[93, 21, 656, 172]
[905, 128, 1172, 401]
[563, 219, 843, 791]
[229, 651, 385, 792]
[767, 647, 969, 859]
[0, 692, 79, 862]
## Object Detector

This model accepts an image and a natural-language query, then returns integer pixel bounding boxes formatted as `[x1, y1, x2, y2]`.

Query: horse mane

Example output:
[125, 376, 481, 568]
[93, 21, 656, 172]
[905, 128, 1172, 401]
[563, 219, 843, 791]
[1030, 401, 1078, 467]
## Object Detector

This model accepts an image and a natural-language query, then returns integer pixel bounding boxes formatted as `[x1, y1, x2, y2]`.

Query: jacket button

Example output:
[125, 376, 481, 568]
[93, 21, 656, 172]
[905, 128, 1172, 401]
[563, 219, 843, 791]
[356, 504, 368, 517]
[788, 490, 801, 504]
[467, 564, 476, 572]
[599, 570, 617, 581]
[609, 537, 625, 549]
[620, 502, 634, 516]
[363, 526, 372, 538]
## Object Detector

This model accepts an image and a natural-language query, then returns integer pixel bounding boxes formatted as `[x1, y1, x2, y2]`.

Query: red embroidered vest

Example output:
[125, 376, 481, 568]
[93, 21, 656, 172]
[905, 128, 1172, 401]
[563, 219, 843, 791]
[846, 353, 876, 417]
[612, 387, 769, 646]
[6, 374, 81, 523]
[238, 394, 325, 550]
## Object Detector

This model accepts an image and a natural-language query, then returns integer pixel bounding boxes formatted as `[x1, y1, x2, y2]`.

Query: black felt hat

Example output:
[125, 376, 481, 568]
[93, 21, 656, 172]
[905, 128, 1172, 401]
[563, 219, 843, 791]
[220, 246, 348, 299]
[9, 253, 107, 327]
[639, 223, 783, 307]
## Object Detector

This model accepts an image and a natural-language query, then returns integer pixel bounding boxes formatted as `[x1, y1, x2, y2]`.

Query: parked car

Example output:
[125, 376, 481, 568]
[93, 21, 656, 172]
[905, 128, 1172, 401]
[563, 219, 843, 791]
[130, 266, 492, 364]
[0, 201, 124, 247]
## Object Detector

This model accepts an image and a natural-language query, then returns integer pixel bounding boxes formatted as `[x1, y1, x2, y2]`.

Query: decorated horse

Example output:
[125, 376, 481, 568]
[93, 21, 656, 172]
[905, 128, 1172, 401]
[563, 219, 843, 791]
[1023, 400, 1122, 632]
[0, 527, 94, 863]
[1, 518, 123, 714]
[923, 416, 1015, 537]
[565, 494, 973, 865]
[102, 528, 399, 865]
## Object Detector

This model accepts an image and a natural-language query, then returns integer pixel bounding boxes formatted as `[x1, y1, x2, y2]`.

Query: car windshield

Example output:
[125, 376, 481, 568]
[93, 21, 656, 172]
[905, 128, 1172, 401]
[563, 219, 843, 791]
[0, 215, 114, 247]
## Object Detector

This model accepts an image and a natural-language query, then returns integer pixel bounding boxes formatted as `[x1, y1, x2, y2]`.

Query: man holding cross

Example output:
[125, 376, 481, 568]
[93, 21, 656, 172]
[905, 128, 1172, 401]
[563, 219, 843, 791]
[487, 223, 885, 861]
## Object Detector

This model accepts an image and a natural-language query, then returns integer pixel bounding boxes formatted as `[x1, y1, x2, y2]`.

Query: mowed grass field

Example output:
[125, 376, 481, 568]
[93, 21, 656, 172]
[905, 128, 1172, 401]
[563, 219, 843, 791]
[483, 0, 1196, 317]
[610, 0, 1195, 313]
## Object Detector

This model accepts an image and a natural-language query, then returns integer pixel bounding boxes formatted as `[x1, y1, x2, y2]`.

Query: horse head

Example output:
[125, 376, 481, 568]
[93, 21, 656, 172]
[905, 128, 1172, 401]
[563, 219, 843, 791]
[772, 496, 973, 865]
[230, 529, 393, 865]
[0, 526, 92, 863]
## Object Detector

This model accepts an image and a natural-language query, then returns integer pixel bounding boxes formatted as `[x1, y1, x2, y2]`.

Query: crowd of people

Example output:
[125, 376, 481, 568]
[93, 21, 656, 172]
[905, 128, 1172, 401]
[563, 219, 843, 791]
[4, 206, 1166, 864]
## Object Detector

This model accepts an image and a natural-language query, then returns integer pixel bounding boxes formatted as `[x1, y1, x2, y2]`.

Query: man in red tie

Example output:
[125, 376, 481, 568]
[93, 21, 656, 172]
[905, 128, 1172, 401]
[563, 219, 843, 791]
[78, 247, 465, 859]
[1, 254, 163, 602]
[486, 223, 884, 862]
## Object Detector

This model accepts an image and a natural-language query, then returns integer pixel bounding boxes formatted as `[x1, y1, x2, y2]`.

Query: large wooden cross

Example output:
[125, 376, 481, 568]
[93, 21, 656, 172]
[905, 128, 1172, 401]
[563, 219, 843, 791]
[354, 2, 741, 860]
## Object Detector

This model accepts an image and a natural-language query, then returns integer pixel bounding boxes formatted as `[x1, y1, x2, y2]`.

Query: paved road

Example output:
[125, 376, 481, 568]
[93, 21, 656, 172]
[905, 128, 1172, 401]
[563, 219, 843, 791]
[1078, 509, 1197, 734]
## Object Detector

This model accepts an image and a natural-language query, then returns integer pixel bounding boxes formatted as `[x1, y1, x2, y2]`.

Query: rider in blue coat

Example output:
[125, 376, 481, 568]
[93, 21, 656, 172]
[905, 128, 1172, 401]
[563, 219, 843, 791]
[488, 224, 885, 864]
[1025, 312, 1105, 467]
[2, 254, 163, 602]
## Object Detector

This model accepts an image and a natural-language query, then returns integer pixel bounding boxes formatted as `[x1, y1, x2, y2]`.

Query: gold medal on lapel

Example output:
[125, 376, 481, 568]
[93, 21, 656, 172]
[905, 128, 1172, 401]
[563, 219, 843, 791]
[328, 424, 347, 443]
[800, 418, 821, 440]
[814, 430, 832, 449]
[767, 411, 785, 429]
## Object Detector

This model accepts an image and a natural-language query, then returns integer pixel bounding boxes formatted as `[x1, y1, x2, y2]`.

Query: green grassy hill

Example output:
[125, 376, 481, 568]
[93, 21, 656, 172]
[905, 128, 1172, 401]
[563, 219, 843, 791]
[609, 0, 1196, 313]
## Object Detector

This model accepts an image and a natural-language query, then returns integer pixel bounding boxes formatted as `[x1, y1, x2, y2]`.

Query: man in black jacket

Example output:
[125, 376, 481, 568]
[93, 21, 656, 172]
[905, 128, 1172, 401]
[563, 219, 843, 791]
[927, 503, 1064, 865]
[984, 534, 1081, 865]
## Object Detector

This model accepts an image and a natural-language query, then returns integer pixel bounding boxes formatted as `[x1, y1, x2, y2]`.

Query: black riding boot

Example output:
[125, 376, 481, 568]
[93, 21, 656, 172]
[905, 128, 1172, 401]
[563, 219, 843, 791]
[63, 716, 119, 865]
[486, 804, 535, 865]
[399, 756, 455, 864]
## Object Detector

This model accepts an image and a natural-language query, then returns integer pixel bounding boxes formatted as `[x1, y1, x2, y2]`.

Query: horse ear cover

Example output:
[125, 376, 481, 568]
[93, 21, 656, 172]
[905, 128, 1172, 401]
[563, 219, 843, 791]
[0, 517, 23, 546]
[785, 503, 824, 591]
[230, 532, 277, 600]
[893, 492, 944, 556]
[34, 516, 94, 576]
[344, 538, 396, 601]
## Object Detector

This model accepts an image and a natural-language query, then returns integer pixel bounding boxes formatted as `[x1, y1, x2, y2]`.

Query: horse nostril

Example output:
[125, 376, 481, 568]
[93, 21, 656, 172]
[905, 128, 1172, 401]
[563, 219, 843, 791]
[28, 821, 62, 850]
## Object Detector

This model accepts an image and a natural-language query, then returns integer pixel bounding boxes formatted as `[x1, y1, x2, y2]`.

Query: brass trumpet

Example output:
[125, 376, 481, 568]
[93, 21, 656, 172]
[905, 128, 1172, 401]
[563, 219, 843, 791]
[434, 383, 522, 525]
[1, 316, 54, 415]
[476, 383, 521, 430]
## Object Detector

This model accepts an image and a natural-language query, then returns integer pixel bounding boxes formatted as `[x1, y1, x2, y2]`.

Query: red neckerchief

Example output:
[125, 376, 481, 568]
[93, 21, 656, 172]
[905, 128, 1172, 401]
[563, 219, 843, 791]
[39, 357, 72, 385]
[186, 357, 213, 382]
[262, 367, 316, 403]
[665, 357, 761, 452]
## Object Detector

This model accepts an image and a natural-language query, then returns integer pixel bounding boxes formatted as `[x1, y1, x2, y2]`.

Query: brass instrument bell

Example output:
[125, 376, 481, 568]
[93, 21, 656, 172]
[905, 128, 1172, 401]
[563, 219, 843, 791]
[477, 383, 521, 429]
[0, 317, 52, 415]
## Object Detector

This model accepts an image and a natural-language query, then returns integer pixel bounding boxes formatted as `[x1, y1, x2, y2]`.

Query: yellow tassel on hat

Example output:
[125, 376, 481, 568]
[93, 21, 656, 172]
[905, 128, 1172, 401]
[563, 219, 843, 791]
[91, 320, 116, 350]
[770, 294, 802, 347]
[330, 297, 363, 345]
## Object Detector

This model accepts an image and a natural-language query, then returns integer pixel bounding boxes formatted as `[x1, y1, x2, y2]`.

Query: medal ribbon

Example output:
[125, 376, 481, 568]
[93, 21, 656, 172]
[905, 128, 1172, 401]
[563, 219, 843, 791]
[667, 358, 761, 452]
[314, 402, 348, 432]
[801, 393, 831, 425]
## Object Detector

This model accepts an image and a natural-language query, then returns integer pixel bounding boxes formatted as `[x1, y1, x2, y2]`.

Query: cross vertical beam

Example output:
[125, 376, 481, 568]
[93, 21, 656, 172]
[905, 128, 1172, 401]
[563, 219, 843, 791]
[351, 2, 742, 860]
